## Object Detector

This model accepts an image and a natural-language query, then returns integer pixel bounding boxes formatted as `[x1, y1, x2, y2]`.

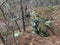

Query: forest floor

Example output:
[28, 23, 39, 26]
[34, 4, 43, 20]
[0, 32, 60, 45]
[0, 5, 60, 45]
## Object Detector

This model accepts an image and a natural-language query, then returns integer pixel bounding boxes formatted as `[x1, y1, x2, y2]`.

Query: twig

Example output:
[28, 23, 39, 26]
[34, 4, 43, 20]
[20, 0, 26, 31]
[0, 0, 8, 7]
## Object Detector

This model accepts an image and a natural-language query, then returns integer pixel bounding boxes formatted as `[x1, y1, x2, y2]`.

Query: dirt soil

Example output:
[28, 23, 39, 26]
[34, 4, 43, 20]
[0, 32, 60, 45]
[0, 5, 60, 45]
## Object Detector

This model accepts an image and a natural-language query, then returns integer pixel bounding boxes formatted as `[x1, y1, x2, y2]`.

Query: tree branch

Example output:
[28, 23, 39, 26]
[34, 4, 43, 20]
[0, 0, 8, 7]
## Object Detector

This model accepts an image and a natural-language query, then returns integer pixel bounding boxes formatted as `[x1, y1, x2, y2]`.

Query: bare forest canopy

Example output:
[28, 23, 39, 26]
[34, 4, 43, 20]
[0, 0, 60, 15]
[0, 0, 60, 7]
[0, 0, 60, 16]
[0, 0, 60, 30]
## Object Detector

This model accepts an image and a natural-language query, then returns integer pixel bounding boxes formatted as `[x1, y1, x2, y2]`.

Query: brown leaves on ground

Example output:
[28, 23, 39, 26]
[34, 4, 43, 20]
[1, 32, 60, 45]
[0, 5, 60, 45]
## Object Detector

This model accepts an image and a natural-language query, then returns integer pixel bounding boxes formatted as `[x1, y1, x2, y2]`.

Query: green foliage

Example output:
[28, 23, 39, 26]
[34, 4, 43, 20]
[48, 5, 53, 9]
[48, 5, 56, 12]
[14, 32, 20, 38]
[30, 10, 53, 37]
[45, 20, 52, 28]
